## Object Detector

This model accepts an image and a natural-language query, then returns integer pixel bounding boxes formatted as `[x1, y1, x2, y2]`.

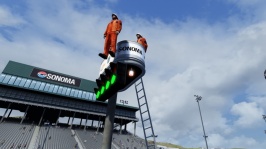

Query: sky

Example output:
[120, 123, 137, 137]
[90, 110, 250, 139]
[1, 0, 266, 148]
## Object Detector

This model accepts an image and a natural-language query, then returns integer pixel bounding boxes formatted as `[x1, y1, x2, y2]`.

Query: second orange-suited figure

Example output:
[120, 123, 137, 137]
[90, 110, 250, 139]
[99, 13, 122, 59]
[136, 33, 148, 52]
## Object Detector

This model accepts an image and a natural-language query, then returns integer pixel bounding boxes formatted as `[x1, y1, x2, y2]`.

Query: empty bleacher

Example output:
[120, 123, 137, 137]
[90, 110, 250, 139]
[0, 120, 151, 149]
[36, 126, 78, 149]
[112, 130, 146, 149]
[74, 128, 103, 149]
[0, 122, 34, 149]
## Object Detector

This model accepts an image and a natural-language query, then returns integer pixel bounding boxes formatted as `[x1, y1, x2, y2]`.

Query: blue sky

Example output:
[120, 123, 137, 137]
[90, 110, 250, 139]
[1, 0, 266, 148]
[112, 0, 240, 23]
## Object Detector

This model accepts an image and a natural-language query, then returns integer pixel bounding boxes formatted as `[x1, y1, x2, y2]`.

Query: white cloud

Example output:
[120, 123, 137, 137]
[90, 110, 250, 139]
[227, 0, 266, 20]
[208, 133, 260, 149]
[127, 11, 266, 148]
[1, 0, 266, 148]
[228, 0, 266, 7]
[249, 96, 266, 109]
[0, 6, 25, 26]
[231, 101, 264, 128]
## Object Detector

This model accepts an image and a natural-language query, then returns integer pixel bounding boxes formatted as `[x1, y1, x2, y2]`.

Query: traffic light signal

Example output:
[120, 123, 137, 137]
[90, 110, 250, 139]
[94, 62, 143, 101]
[95, 62, 124, 101]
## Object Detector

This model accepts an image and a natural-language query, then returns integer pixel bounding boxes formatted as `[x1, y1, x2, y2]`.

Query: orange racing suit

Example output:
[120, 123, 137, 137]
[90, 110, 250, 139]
[103, 19, 122, 56]
[137, 37, 148, 52]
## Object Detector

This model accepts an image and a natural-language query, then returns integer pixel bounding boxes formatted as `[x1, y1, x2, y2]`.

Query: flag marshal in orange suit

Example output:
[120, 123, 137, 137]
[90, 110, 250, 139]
[136, 33, 148, 52]
[99, 13, 122, 59]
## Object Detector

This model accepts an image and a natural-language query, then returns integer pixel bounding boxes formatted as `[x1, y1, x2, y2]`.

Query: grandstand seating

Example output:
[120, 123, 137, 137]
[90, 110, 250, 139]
[0, 120, 153, 149]
[112, 130, 146, 149]
[75, 129, 104, 149]
[36, 126, 78, 149]
[0, 122, 34, 149]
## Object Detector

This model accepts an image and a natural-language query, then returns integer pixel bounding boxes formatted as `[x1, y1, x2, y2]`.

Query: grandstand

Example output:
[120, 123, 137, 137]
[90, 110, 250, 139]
[0, 61, 150, 149]
[0, 120, 150, 149]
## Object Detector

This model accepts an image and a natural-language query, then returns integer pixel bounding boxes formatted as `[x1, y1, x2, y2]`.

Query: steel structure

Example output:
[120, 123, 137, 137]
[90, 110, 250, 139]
[135, 78, 156, 149]
[99, 40, 156, 149]
[195, 95, 209, 149]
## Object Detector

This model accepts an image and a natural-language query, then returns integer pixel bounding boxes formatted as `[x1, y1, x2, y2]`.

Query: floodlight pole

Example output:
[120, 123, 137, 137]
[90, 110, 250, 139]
[264, 69, 266, 79]
[195, 95, 209, 149]
[263, 115, 266, 122]
[263, 115, 266, 134]
[102, 93, 118, 149]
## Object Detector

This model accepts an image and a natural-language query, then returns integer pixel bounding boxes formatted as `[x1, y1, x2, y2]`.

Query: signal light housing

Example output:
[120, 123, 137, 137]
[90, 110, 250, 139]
[94, 62, 122, 101]
[95, 61, 143, 101]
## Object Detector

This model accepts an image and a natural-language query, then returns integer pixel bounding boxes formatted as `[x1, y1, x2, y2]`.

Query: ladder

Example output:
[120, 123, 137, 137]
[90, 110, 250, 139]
[135, 78, 156, 149]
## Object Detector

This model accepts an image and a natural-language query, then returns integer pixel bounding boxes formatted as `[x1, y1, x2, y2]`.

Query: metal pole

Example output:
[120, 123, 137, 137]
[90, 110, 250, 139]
[80, 118, 83, 127]
[124, 123, 127, 132]
[120, 119, 123, 134]
[56, 110, 61, 126]
[264, 69, 266, 79]
[70, 112, 76, 129]
[134, 122, 136, 137]
[195, 95, 209, 149]
[67, 116, 70, 125]
[84, 114, 88, 131]
[262, 115, 266, 123]
[38, 108, 46, 126]
[97, 116, 101, 134]
[7, 109, 13, 118]
[102, 93, 117, 149]
[20, 105, 30, 124]
[0, 103, 11, 123]
[262, 115, 266, 134]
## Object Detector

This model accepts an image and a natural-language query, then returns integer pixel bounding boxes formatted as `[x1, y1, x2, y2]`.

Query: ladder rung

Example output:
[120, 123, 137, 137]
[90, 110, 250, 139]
[146, 135, 153, 138]
[141, 111, 148, 114]
[137, 88, 143, 93]
[144, 126, 151, 130]
[140, 103, 146, 107]
[136, 82, 142, 86]
[143, 118, 149, 122]
[138, 95, 145, 100]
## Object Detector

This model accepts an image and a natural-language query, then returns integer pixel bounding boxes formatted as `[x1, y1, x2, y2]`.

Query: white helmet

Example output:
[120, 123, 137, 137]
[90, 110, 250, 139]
[136, 33, 142, 36]
[112, 13, 118, 18]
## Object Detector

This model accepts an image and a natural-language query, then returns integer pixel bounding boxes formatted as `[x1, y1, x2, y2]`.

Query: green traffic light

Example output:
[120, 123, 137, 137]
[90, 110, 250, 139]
[106, 81, 110, 90]
[96, 91, 100, 99]
[101, 86, 105, 94]
[111, 74, 116, 84]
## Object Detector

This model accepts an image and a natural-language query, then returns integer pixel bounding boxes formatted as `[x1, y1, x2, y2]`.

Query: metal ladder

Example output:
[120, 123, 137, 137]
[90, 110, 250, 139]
[135, 78, 156, 149]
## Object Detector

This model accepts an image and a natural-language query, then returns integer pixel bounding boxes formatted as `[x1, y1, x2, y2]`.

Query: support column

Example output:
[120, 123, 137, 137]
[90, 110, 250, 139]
[56, 110, 61, 126]
[38, 108, 46, 126]
[67, 117, 71, 125]
[97, 117, 101, 134]
[91, 120, 94, 127]
[70, 112, 76, 129]
[7, 109, 13, 118]
[0, 103, 11, 123]
[120, 124, 122, 134]
[84, 114, 88, 131]
[102, 93, 117, 149]
[120, 119, 123, 134]
[20, 105, 29, 124]
[80, 118, 83, 127]
[124, 124, 127, 131]
[134, 122, 136, 137]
